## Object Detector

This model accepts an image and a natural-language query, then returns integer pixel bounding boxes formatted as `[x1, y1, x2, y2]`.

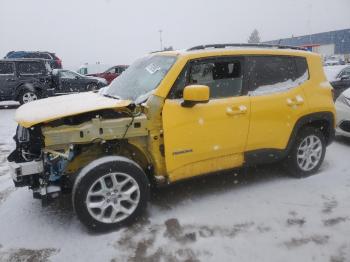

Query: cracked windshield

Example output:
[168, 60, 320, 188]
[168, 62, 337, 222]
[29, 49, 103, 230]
[0, 0, 349, 261]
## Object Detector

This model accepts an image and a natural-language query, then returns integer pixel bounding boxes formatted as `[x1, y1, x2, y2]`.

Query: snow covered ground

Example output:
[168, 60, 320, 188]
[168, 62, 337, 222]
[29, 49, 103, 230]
[0, 106, 350, 262]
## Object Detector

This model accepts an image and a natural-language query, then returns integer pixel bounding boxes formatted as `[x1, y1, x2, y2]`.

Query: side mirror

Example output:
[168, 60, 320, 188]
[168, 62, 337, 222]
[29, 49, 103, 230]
[181, 85, 210, 107]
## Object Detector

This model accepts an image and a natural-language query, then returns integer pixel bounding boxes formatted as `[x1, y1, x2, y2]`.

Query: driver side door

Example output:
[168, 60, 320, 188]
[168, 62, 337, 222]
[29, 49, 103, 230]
[162, 56, 250, 182]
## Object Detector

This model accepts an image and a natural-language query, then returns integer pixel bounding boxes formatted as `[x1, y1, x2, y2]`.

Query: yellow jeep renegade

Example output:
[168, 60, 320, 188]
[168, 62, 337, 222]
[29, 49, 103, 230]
[8, 44, 335, 231]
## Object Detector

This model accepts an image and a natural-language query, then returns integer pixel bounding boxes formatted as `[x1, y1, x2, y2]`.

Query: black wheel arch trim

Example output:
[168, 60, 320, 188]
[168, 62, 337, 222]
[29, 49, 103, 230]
[244, 111, 335, 166]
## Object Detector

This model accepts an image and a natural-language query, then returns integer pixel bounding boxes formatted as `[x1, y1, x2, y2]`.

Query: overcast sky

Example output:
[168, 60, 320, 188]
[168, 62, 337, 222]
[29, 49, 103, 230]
[0, 0, 349, 69]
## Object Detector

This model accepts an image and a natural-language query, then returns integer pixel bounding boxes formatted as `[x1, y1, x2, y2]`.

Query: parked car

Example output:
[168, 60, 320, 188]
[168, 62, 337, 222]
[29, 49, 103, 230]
[52, 69, 108, 94]
[8, 44, 335, 231]
[87, 65, 128, 84]
[77, 63, 113, 75]
[4, 51, 62, 69]
[335, 88, 350, 138]
[328, 66, 350, 100]
[0, 58, 53, 104]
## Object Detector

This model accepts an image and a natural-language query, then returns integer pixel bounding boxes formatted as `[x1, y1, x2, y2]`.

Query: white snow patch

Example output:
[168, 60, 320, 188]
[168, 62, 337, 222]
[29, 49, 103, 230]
[249, 72, 308, 96]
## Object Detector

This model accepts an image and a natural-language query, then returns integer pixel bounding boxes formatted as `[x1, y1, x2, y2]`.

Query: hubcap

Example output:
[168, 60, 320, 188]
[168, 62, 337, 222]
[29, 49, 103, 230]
[22, 92, 38, 103]
[86, 172, 140, 224]
[296, 135, 323, 171]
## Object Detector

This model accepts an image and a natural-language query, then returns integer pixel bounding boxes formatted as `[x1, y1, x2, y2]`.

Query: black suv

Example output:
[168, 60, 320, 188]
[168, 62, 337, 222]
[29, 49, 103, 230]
[4, 51, 62, 69]
[0, 59, 53, 104]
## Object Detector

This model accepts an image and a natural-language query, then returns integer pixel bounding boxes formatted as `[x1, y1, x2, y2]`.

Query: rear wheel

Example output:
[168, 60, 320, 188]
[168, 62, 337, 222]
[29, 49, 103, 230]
[19, 89, 39, 104]
[73, 156, 150, 231]
[285, 127, 326, 178]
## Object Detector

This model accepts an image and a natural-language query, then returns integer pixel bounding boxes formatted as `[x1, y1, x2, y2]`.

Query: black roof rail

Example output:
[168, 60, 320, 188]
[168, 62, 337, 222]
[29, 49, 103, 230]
[187, 43, 307, 51]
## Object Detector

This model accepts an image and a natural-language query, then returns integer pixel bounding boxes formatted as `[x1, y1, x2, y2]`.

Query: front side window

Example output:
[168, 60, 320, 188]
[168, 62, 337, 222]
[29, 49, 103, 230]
[104, 55, 177, 103]
[18, 61, 45, 74]
[248, 56, 309, 96]
[170, 57, 243, 99]
[0, 62, 14, 74]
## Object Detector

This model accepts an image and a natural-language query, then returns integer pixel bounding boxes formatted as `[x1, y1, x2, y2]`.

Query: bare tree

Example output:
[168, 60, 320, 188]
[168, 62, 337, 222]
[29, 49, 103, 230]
[247, 29, 261, 43]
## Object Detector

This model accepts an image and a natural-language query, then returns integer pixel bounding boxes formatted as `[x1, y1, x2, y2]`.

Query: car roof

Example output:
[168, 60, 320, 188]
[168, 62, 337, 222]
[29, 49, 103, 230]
[156, 44, 315, 59]
[6, 51, 53, 54]
[0, 58, 50, 62]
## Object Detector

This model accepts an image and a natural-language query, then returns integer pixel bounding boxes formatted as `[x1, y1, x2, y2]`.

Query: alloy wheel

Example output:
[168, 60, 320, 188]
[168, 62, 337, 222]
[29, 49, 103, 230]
[86, 172, 140, 224]
[296, 135, 323, 171]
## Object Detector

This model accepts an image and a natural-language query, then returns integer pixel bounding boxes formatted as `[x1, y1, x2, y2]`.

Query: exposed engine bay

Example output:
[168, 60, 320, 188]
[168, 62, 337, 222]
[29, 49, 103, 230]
[7, 106, 150, 205]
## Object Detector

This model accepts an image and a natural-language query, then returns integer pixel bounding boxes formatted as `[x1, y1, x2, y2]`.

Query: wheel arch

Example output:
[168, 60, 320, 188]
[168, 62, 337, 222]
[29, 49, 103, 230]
[66, 141, 153, 183]
[244, 111, 335, 165]
[15, 82, 43, 99]
[287, 112, 335, 152]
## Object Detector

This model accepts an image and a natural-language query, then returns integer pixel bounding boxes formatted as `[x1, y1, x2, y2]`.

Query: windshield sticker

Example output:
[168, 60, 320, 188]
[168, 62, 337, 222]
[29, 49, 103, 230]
[145, 63, 161, 74]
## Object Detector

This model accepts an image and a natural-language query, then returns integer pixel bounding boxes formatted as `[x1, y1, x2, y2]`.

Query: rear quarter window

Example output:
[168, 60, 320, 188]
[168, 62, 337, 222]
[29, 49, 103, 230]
[248, 56, 309, 96]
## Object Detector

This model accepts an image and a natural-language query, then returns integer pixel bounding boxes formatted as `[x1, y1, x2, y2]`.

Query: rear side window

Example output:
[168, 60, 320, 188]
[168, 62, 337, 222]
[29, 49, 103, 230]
[295, 57, 309, 79]
[18, 61, 45, 74]
[248, 56, 309, 96]
[0, 62, 14, 74]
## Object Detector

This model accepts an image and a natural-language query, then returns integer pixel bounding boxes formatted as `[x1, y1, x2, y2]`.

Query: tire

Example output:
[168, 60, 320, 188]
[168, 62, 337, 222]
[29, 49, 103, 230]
[72, 156, 150, 231]
[19, 89, 39, 104]
[285, 127, 326, 178]
[86, 83, 98, 91]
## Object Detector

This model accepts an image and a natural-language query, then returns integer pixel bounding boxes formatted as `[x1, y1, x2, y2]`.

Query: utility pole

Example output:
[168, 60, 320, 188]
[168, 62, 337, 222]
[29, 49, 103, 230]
[159, 29, 163, 51]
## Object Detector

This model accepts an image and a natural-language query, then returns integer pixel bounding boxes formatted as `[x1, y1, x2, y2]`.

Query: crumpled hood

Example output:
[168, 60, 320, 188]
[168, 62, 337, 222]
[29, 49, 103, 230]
[15, 92, 131, 128]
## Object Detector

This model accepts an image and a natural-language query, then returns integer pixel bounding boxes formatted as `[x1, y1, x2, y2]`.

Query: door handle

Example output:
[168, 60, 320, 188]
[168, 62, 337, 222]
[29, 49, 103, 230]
[6, 79, 16, 82]
[287, 95, 304, 107]
[226, 105, 247, 116]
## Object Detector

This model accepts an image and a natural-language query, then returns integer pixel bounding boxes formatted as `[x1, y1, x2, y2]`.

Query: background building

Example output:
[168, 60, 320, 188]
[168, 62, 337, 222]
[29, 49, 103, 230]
[265, 28, 350, 60]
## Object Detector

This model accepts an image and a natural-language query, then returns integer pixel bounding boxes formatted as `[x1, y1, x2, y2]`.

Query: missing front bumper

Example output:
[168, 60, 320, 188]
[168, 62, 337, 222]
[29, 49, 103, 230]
[8, 160, 43, 186]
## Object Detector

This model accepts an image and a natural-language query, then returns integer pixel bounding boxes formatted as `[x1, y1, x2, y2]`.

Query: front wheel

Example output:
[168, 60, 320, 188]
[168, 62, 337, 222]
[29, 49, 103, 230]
[285, 127, 326, 178]
[72, 156, 150, 231]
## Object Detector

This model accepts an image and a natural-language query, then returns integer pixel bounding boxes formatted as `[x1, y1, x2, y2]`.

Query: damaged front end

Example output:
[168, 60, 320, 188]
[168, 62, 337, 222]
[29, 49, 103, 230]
[7, 125, 76, 204]
[7, 105, 150, 205]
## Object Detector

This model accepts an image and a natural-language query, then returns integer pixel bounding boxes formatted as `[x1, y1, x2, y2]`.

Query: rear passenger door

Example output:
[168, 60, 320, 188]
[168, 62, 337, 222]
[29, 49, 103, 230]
[245, 55, 309, 153]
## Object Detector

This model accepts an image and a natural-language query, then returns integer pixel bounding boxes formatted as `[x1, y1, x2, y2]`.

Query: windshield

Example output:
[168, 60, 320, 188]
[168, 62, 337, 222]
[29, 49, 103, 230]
[103, 55, 177, 103]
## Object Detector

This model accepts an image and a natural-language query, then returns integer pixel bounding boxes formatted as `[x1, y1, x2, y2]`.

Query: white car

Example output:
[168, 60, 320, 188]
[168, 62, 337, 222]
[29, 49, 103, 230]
[335, 88, 350, 137]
